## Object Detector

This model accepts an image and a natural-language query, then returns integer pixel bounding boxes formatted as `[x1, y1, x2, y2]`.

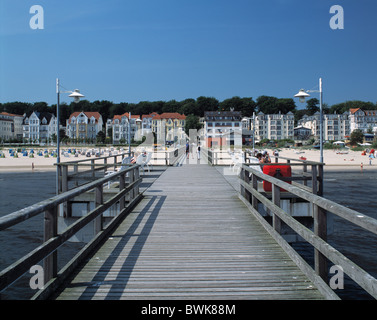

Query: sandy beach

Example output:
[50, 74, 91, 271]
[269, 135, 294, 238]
[0, 147, 376, 172]
[275, 148, 377, 171]
[0, 148, 120, 173]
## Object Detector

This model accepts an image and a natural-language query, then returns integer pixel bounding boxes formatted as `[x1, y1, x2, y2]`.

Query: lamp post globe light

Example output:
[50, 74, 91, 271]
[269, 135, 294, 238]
[294, 78, 324, 163]
[56, 78, 85, 194]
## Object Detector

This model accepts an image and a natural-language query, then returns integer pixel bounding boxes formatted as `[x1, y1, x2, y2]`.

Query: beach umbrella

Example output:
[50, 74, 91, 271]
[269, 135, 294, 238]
[358, 143, 372, 146]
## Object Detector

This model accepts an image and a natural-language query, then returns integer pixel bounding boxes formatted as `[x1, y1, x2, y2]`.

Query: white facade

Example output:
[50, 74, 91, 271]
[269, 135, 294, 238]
[252, 112, 295, 141]
[349, 108, 377, 133]
[106, 113, 142, 144]
[204, 111, 242, 148]
[66, 112, 103, 141]
[299, 112, 350, 141]
[0, 112, 23, 141]
[151, 113, 186, 145]
[23, 111, 57, 143]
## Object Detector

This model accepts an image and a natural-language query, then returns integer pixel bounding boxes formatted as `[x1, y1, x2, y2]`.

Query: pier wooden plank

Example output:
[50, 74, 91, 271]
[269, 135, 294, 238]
[54, 164, 325, 300]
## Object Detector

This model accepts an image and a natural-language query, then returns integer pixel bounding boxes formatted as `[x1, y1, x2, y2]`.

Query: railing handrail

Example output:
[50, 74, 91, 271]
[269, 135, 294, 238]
[0, 165, 139, 232]
[240, 164, 377, 299]
[242, 164, 377, 235]
[0, 164, 142, 296]
[56, 151, 131, 166]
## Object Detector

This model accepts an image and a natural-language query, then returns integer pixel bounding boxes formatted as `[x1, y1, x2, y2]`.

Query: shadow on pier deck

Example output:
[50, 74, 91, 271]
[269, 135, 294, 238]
[52, 164, 330, 300]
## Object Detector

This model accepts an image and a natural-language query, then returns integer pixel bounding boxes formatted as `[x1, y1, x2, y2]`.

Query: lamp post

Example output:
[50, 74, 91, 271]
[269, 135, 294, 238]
[252, 112, 255, 153]
[56, 78, 84, 194]
[128, 112, 131, 156]
[294, 78, 324, 163]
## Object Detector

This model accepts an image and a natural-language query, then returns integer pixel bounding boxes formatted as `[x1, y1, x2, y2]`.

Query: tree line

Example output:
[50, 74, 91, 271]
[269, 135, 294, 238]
[1, 96, 376, 126]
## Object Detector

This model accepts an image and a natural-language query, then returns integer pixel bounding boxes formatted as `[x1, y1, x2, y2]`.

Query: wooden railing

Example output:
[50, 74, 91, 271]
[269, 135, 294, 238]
[56, 152, 133, 193]
[239, 163, 377, 299]
[0, 164, 142, 300]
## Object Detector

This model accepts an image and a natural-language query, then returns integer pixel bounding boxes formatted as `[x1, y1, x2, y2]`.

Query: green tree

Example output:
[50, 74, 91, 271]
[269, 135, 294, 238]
[184, 114, 202, 136]
[219, 96, 256, 117]
[96, 130, 106, 144]
[256, 96, 296, 114]
[305, 98, 320, 115]
[196, 96, 219, 116]
[350, 129, 364, 146]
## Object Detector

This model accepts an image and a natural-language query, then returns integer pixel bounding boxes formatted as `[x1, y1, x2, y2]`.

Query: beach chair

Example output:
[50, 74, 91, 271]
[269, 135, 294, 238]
[135, 153, 148, 172]
[144, 152, 152, 172]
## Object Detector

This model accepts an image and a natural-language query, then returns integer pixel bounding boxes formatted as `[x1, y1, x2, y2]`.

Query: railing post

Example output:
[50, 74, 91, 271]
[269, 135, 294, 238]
[314, 204, 328, 282]
[91, 159, 95, 179]
[303, 164, 308, 187]
[104, 158, 107, 177]
[251, 172, 258, 210]
[57, 164, 62, 194]
[62, 165, 69, 218]
[73, 164, 79, 187]
[243, 168, 251, 203]
[94, 184, 103, 234]
[134, 166, 140, 195]
[44, 206, 58, 284]
[119, 171, 125, 211]
[272, 183, 281, 234]
[312, 164, 327, 281]
[318, 164, 324, 196]
[311, 165, 317, 194]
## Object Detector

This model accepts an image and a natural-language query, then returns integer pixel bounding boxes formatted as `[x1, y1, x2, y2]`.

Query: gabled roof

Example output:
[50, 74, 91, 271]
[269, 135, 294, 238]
[23, 111, 55, 125]
[142, 112, 159, 120]
[349, 108, 363, 115]
[0, 112, 23, 118]
[112, 113, 141, 123]
[153, 113, 186, 120]
[68, 111, 102, 123]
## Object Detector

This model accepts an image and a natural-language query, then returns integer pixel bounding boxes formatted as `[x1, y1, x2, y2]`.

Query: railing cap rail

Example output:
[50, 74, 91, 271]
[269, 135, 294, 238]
[0, 164, 140, 232]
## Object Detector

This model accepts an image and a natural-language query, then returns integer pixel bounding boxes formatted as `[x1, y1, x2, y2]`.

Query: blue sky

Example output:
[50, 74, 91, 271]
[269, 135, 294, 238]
[1, 0, 376, 108]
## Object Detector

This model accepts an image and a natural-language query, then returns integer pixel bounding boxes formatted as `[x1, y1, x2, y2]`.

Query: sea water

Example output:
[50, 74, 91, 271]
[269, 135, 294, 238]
[1, 169, 377, 299]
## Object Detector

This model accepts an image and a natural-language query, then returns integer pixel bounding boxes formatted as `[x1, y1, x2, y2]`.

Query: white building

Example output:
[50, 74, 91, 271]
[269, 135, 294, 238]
[0, 112, 24, 141]
[66, 111, 103, 141]
[349, 108, 377, 133]
[151, 113, 186, 145]
[23, 111, 57, 143]
[299, 112, 350, 141]
[252, 111, 295, 141]
[204, 111, 242, 148]
[106, 112, 142, 144]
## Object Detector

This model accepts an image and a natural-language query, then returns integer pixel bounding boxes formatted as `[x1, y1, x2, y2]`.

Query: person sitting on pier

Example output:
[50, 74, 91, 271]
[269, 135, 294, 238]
[262, 150, 271, 163]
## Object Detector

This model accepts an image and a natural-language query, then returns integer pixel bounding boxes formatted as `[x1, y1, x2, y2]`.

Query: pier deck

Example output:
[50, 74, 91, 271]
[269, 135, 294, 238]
[53, 163, 324, 300]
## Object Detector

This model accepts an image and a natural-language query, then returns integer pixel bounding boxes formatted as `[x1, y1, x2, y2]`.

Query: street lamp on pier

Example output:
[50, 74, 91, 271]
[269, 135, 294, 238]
[294, 78, 324, 163]
[56, 78, 85, 194]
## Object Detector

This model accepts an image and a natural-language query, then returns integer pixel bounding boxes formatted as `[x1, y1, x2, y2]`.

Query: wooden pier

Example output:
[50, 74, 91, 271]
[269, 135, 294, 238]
[1, 151, 377, 300]
[52, 163, 332, 300]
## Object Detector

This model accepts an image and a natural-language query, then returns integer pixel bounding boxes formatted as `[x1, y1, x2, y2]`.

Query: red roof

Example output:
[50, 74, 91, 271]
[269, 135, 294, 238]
[153, 113, 186, 120]
[0, 112, 23, 117]
[349, 108, 361, 114]
[112, 113, 140, 123]
[68, 111, 102, 123]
